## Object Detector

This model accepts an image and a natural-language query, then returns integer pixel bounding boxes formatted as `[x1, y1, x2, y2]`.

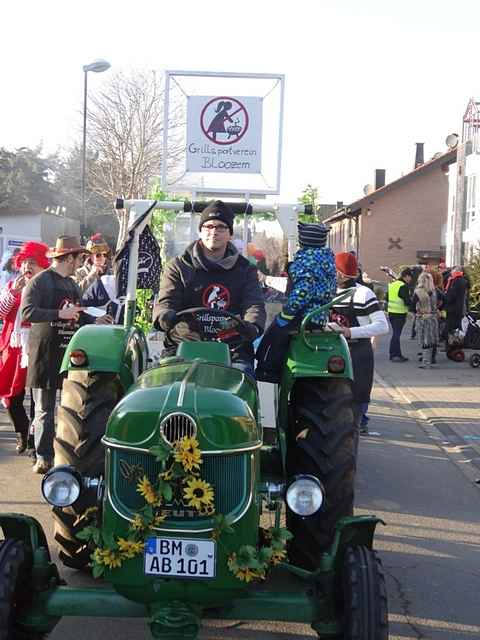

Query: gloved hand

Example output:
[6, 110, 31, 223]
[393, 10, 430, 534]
[157, 309, 177, 331]
[237, 321, 260, 341]
[171, 321, 201, 342]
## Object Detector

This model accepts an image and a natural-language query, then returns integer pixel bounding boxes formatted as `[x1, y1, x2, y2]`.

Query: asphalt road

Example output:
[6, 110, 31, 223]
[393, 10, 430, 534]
[1, 381, 480, 640]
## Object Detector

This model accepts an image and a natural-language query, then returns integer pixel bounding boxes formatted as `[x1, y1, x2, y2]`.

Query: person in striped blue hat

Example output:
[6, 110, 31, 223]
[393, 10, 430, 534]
[280, 222, 335, 324]
[255, 222, 336, 382]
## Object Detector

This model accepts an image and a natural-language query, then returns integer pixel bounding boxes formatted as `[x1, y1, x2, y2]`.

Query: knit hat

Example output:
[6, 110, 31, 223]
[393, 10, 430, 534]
[199, 200, 234, 234]
[298, 222, 330, 248]
[14, 242, 50, 270]
[86, 233, 110, 254]
[335, 252, 358, 277]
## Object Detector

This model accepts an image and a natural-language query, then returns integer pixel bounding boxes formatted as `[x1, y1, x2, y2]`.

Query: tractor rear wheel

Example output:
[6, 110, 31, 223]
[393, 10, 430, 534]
[286, 377, 356, 570]
[342, 546, 388, 640]
[0, 539, 46, 640]
[53, 371, 122, 569]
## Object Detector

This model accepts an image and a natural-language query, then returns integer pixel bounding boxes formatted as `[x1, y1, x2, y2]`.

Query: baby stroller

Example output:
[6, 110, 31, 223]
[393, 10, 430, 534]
[447, 312, 480, 365]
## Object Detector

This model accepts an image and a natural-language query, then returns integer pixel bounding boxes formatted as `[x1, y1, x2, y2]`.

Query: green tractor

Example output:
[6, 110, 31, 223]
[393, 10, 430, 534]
[0, 199, 387, 640]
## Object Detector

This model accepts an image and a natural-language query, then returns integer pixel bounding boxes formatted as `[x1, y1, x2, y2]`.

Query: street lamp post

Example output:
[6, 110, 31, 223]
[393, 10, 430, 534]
[81, 58, 111, 231]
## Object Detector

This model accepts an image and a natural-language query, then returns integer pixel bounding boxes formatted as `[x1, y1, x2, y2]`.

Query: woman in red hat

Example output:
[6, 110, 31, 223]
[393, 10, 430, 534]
[330, 252, 389, 435]
[0, 242, 49, 453]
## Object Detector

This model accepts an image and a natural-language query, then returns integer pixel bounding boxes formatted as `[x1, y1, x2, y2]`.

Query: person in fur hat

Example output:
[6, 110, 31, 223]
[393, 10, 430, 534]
[0, 242, 49, 453]
[74, 233, 111, 293]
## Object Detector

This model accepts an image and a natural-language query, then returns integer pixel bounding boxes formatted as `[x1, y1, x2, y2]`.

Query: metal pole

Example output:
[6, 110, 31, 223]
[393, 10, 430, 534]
[81, 70, 88, 230]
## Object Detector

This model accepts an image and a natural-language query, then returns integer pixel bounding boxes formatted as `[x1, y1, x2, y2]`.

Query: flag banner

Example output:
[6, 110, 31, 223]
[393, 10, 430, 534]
[115, 221, 162, 298]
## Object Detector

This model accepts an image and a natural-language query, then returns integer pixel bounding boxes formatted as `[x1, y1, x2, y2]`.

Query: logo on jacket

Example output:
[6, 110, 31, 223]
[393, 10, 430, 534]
[202, 284, 230, 310]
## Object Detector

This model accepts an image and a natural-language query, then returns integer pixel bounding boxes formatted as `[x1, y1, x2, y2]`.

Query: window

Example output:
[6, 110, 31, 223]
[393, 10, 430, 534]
[465, 174, 477, 229]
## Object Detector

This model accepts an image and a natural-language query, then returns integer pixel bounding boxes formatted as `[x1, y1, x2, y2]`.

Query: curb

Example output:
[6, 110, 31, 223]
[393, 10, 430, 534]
[374, 371, 480, 487]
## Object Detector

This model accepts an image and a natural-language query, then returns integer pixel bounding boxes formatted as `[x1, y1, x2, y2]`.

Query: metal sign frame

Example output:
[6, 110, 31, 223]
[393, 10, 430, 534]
[162, 70, 285, 198]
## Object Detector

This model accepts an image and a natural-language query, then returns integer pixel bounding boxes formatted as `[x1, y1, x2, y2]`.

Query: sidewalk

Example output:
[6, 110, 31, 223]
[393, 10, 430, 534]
[373, 321, 480, 483]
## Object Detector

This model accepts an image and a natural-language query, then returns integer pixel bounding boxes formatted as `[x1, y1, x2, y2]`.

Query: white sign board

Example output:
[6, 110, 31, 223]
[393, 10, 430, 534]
[186, 96, 262, 174]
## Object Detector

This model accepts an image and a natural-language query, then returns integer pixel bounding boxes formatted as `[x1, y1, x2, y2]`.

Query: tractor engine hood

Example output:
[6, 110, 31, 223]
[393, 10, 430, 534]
[103, 359, 261, 452]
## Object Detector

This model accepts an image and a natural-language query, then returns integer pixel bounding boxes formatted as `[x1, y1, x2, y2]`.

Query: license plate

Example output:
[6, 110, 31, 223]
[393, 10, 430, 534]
[144, 537, 216, 578]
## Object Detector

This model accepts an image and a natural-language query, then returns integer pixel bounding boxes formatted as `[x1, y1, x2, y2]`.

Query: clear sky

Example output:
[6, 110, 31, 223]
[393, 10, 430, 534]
[1, 0, 478, 205]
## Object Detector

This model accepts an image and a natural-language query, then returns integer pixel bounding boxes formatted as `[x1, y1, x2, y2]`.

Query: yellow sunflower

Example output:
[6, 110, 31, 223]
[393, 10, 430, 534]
[92, 548, 104, 565]
[117, 538, 144, 559]
[137, 475, 161, 506]
[93, 548, 123, 569]
[227, 554, 264, 583]
[183, 477, 214, 511]
[270, 549, 287, 566]
[174, 437, 202, 473]
[101, 549, 123, 569]
[153, 512, 167, 526]
[130, 514, 146, 531]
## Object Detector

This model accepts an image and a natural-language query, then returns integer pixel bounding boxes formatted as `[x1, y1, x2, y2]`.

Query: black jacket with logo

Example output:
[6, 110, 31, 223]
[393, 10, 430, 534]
[21, 269, 83, 389]
[153, 241, 266, 360]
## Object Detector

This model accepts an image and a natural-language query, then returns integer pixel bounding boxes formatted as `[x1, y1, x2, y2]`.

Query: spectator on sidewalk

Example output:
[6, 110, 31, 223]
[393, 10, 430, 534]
[411, 272, 439, 369]
[386, 267, 413, 362]
[444, 267, 468, 334]
[0, 248, 21, 291]
[330, 252, 389, 434]
[0, 242, 49, 454]
[74, 233, 111, 293]
[20, 236, 88, 474]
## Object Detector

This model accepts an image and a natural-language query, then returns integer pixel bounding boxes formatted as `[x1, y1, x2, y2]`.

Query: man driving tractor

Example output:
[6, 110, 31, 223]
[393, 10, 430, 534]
[153, 200, 266, 374]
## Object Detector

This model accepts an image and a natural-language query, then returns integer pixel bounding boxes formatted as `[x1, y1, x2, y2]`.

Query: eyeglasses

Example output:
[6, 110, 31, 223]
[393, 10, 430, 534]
[93, 252, 109, 258]
[202, 224, 229, 232]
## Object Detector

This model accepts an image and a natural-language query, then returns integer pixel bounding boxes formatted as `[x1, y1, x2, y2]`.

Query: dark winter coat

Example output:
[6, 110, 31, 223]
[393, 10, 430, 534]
[153, 241, 266, 360]
[444, 274, 468, 332]
[21, 269, 83, 389]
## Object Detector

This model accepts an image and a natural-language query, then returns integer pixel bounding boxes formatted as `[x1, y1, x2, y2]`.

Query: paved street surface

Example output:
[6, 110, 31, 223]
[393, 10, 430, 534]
[1, 328, 480, 639]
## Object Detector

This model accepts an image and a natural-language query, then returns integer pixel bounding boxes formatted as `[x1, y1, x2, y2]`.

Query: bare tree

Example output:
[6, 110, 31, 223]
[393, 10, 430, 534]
[86, 69, 184, 246]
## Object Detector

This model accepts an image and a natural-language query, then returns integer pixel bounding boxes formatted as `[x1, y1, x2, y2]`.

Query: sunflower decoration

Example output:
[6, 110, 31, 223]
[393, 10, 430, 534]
[137, 475, 162, 506]
[174, 436, 202, 473]
[93, 548, 123, 570]
[270, 549, 287, 566]
[117, 538, 145, 559]
[153, 512, 167, 526]
[183, 477, 214, 511]
[227, 547, 266, 583]
[130, 514, 147, 532]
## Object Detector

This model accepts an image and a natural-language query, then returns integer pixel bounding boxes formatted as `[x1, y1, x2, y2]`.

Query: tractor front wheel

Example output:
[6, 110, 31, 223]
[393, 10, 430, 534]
[0, 539, 46, 640]
[53, 371, 122, 569]
[342, 546, 388, 640]
[286, 378, 357, 570]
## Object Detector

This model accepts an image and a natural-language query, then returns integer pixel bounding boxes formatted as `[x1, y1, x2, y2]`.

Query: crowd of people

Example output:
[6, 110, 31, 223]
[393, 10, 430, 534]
[386, 262, 472, 368]
[0, 233, 113, 473]
[0, 200, 475, 473]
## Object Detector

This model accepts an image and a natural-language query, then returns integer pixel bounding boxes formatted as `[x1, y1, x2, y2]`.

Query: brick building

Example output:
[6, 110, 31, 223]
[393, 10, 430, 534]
[324, 147, 457, 282]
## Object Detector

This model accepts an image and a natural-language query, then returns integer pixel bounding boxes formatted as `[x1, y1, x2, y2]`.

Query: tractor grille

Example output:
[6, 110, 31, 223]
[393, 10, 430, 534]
[111, 449, 249, 523]
[160, 413, 197, 445]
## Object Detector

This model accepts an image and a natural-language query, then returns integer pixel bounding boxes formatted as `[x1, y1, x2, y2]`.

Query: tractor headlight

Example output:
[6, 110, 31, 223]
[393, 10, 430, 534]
[41, 465, 82, 507]
[286, 475, 324, 517]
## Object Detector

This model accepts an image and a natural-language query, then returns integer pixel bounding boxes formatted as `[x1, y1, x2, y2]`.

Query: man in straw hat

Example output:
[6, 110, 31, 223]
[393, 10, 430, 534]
[21, 236, 89, 473]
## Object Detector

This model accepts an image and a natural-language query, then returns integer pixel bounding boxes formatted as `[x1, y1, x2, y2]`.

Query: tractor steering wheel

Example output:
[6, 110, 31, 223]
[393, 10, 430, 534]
[169, 307, 252, 346]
